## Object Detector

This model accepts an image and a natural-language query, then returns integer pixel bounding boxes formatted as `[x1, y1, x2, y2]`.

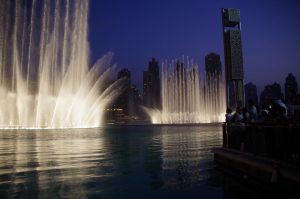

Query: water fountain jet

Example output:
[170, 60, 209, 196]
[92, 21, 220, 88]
[143, 57, 226, 124]
[0, 0, 122, 129]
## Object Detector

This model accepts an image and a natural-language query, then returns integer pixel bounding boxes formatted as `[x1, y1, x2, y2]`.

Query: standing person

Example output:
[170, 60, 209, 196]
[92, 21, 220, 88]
[274, 99, 288, 118]
[225, 108, 233, 122]
[233, 107, 243, 123]
[247, 99, 257, 122]
[258, 105, 270, 122]
[242, 107, 250, 123]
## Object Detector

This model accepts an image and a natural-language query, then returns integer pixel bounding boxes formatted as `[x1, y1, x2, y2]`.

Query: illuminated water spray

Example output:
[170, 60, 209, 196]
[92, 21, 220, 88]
[0, 0, 122, 128]
[144, 57, 226, 124]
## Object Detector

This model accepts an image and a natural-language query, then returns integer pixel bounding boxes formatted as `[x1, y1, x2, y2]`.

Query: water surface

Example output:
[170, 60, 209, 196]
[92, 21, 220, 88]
[0, 125, 248, 198]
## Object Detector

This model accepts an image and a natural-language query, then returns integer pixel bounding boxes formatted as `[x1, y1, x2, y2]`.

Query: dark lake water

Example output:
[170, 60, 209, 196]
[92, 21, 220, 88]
[0, 125, 283, 198]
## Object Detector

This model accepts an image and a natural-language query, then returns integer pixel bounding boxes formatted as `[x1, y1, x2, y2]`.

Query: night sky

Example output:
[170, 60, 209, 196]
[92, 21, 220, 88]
[89, 0, 300, 94]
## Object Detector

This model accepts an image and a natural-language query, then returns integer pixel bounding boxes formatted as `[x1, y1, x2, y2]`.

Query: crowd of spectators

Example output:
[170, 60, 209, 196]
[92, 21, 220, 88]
[225, 95, 300, 125]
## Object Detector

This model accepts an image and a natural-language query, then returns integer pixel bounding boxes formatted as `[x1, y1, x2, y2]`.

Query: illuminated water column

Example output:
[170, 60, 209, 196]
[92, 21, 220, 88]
[0, 0, 122, 129]
[143, 57, 226, 124]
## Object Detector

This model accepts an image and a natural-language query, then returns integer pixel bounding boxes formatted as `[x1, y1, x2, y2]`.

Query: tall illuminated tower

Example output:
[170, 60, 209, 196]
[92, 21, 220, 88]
[222, 8, 245, 108]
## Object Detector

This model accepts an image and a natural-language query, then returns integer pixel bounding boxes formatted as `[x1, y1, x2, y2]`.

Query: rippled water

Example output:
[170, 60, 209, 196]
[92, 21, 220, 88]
[0, 125, 226, 198]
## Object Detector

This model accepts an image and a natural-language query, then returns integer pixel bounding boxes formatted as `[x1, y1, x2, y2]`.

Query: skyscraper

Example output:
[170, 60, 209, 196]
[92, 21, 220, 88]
[260, 83, 283, 105]
[143, 58, 161, 109]
[117, 68, 131, 85]
[116, 68, 131, 115]
[109, 68, 142, 121]
[222, 8, 245, 108]
[128, 84, 142, 117]
[205, 53, 222, 75]
[244, 82, 258, 105]
[205, 53, 223, 113]
[284, 73, 298, 103]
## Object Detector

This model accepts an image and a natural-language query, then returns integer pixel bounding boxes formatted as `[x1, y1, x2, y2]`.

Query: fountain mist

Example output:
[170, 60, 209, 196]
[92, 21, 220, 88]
[0, 0, 122, 129]
[144, 57, 226, 124]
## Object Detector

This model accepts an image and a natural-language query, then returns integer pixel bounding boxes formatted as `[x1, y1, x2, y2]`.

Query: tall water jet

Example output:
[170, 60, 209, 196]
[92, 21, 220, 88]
[144, 57, 226, 124]
[0, 0, 122, 129]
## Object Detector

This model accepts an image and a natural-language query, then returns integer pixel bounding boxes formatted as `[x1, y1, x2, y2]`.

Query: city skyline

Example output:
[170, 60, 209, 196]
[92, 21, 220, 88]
[89, 0, 300, 93]
[118, 63, 298, 105]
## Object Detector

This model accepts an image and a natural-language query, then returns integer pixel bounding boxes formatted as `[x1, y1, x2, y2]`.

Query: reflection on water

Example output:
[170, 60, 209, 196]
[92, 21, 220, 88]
[0, 125, 223, 198]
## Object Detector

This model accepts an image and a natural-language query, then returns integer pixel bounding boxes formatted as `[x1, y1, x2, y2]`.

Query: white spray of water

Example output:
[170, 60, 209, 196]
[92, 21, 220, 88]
[0, 0, 122, 129]
[144, 58, 226, 124]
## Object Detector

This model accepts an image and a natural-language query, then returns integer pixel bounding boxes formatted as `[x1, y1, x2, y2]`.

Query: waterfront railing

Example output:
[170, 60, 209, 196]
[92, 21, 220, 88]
[223, 123, 300, 166]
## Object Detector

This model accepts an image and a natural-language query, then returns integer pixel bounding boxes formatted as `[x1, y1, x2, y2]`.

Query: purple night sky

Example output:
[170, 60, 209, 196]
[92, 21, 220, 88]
[88, 0, 300, 94]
